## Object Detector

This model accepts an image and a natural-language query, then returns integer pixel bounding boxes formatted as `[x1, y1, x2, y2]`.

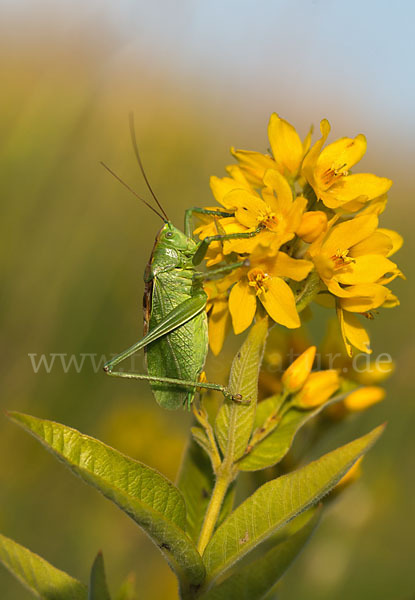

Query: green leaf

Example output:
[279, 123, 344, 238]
[238, 402, 328, 471]
[9, 412, 205, 590]
[89, 552, 111, 600]
[177, 438, 215, 542]
[202, 424, 384, 583]
[215, 318, 269, 461]
[176, 439, 235, 543]
[0, 532, 87, 599]
[198, 508, 320, 599]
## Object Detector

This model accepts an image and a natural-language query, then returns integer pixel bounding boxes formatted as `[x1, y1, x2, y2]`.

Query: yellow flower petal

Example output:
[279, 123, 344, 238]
[263, 169, 294, 213]
[339, 284, 389, 311]
[268, 113, 303, 175]
[285, 196, 308, 233]
[260, 277, 300, 329]
[302, 125, 313, 156]
[335, 255, 398, 285]
[359, 194, 388, 216]
[302, 119, 331, 186]
[210, 175, 247, 209]
[230, 147, 276, 185]
[322, 214, 378, 257]
[271, 252, 314, 281]
[229, 280, 256, 334]
[337, 307, 371, 356]
[377, 228, 404, 257]
[321, 173, 392, 208]
[349, 231, 393, 257]
[381, 291, 400, 308]
[225, 164, 251, 186]
[208, 297, 231, 356]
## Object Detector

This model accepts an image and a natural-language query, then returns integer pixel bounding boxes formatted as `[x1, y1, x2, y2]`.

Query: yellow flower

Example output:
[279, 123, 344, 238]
[344, 386, 385, 411]
[282, 346, 316, 393]
[309, 214, 401, 305]
[228, 251, 313, 334]
[293, 369, 340, 408]
[214, 169, 307, 256]
[302, 119, 392, 210]
[230, 113, 312, 184]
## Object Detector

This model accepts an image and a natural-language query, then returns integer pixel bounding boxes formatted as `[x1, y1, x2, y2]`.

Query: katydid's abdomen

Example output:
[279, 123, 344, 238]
[144, 266, 208, 410]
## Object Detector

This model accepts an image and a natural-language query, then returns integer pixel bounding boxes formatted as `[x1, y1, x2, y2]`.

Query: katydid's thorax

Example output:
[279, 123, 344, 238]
[144, 222, 198, 282]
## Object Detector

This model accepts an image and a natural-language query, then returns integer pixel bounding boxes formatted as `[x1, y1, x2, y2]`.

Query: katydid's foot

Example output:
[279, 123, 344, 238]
[227, 392, 249, 405]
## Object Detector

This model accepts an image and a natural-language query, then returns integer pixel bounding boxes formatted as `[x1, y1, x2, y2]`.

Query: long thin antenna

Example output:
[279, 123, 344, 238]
[100, 162, 166, 222]
[128, 112, 170, 221]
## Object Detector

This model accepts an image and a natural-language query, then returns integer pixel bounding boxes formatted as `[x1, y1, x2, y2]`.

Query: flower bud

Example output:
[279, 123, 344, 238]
[344, 386, 385, 411]
[293, 369, 340, 408]
[282, 346, 316, 394]
[296, 211, 328, 243]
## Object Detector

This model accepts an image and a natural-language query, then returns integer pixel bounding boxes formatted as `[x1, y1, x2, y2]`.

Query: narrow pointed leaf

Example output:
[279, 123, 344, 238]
[199, 508, 320, 599]
[203, 425, 384, 582]
[215, 318, 268, 461]
[0, 532, 87, 599]
[89, 552, 111, 600]
[9, 412, 205, 588]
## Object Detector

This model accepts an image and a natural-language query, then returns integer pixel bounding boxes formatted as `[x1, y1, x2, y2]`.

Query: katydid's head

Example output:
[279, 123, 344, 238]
[160, 222, 197, 253]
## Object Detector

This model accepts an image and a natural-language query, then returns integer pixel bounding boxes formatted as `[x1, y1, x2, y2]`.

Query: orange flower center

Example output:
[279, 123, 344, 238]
[257, 208, 279, 232]
[331, 249, 355, 270]
[248, 268, 269, 296]
[321, 163, 348, 187]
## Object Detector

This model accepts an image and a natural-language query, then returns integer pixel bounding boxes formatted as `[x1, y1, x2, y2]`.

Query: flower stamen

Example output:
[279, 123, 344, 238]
[331, 248, 355, 270]
[248, 268, 270, 296]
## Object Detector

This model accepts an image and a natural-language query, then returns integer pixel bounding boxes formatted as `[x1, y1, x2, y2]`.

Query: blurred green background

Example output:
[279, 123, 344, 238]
[1, 1, 414, 598]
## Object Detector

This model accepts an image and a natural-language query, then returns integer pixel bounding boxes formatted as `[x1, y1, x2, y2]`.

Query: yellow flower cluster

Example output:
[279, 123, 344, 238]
[199, 114, 404, 356]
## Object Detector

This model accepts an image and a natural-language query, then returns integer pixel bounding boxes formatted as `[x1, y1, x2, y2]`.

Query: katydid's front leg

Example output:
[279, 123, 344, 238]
[192, 227, 263, 265]
[104, 294, 246, 404]
[184, 207, 234, 238]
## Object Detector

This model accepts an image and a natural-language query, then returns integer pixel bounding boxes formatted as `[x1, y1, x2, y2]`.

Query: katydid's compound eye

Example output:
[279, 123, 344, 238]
[165, 231, 173, 239]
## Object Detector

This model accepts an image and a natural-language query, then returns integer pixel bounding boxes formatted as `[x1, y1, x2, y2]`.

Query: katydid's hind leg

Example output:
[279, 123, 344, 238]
[194, 260, 249, 283]
[105, 368, 246, 404]
[104, 295, 207, 373]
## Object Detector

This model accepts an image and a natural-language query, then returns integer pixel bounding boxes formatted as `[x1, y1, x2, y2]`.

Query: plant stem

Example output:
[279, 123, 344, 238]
[197, 468, 232, 555]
